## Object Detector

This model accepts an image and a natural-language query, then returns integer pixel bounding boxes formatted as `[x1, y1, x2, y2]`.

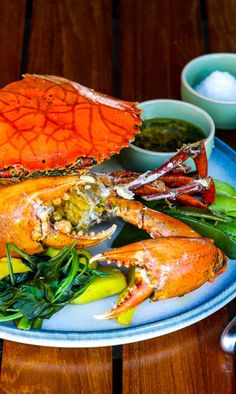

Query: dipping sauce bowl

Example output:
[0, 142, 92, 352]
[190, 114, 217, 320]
[120, 99, 215, 172]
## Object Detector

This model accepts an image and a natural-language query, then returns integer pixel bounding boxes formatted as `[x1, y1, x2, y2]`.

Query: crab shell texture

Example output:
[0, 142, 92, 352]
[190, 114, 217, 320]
[0, 74, 141, 176]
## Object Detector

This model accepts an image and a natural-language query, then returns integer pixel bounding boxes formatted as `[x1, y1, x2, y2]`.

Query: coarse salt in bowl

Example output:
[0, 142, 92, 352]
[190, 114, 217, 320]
[181, 53, 236, 129]
[195, 71, 236, 101]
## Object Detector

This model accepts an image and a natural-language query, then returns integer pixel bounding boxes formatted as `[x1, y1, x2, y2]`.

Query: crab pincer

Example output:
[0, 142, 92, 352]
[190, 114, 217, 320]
[92, 237, 227, 320]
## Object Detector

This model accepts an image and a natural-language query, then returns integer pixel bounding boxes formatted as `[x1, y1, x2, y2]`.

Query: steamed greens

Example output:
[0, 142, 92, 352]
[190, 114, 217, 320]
[0, 242, 108, 330]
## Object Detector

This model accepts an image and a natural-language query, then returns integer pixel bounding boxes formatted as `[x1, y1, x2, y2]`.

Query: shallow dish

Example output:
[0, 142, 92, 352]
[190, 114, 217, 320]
[181, 53, 236, 129]
[120, 99, 215, 172]
[0, 138, 234, 348]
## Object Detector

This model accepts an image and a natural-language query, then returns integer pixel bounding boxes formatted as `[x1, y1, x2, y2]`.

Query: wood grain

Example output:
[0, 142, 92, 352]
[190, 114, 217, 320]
[123, 307, 235, 394]
[0, 342, 112, 394]
[0, 1, 235, 393]
[120, 0, 205, 101]
[216, 130, 236, 150]
[0, 0, 26, 87]
[27, 0, 113, 93]
[206, 0, 236, 52]
[207, 0, 236, 141]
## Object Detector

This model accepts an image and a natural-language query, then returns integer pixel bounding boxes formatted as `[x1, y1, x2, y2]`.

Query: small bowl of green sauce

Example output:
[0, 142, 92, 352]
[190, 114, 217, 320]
[120, 99, 215, 172]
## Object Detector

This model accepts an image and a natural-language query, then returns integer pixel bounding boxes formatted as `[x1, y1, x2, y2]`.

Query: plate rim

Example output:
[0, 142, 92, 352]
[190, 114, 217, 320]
[0, 137, 235, 347]
[0, 278, 235, 347]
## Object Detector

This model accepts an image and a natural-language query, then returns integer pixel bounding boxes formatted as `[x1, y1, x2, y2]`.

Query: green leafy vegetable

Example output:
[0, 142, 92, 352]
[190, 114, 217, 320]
[209, 194, 236, 215]
[164, 213, 236, 258]
[0, 242, 108, 330]
[214, 179, 236, 197]
[209, 179, 236, 215]
[151, 205, 236, 259]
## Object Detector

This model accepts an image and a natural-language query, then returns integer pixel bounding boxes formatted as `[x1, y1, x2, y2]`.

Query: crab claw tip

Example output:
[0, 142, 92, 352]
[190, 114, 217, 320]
[89, 253, 104, 264]
[93, 313, 113, 320]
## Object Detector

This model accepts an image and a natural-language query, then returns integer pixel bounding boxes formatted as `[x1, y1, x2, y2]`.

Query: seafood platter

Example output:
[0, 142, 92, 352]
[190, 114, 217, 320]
[0, 74, 234, 347]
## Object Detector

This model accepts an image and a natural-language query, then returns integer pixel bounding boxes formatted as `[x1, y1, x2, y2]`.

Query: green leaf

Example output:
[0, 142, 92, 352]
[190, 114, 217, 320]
[0, 311, 23, 322]
[0, 242, 112, 328]
[156, 208, 236, 259]
[214, 179, 236, 197]
[209, 194, 236, 214]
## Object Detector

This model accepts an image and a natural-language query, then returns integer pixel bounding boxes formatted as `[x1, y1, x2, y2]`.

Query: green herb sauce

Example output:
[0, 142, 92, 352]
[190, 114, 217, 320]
[133, 118, 205, 152]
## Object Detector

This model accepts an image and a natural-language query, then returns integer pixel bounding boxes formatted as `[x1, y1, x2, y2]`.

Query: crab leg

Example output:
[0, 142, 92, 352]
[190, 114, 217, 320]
[130, 183, 210, 208]
[127, 141, 207, 191]
[107, 142, 213, 207]
[142, 177, 213, 201]
[92, 237, 227, 319]
[159, 174, 216, 205]
[114, 175, 215, 207]
[109, 197, 200, 238]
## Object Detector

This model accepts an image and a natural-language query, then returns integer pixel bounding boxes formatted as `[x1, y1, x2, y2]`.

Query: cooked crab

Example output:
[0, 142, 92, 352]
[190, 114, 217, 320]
[0, 74, 226, 320]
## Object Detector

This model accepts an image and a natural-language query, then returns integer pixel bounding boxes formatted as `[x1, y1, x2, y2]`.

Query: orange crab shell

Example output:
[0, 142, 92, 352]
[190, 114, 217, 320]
[0, 74, 142, 172]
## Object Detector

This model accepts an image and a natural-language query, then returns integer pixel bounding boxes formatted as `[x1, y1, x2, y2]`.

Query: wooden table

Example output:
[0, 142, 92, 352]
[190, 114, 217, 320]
[0, 1, 235, 393]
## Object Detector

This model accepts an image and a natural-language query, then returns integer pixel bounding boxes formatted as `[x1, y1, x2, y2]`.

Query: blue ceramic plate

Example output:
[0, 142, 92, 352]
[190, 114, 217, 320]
[0, 138, 235, 347]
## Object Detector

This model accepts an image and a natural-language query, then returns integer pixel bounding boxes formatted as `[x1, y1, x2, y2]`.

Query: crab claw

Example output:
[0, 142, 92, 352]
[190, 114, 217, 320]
[43, 224, 117, 249]
[0, 174, 119, 256]
[93, 237, 227, 320]
[95, 268, 153, 320]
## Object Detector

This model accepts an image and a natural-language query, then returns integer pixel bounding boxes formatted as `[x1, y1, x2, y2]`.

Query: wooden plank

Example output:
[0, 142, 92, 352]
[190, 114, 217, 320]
[123, 307, 235, 394]
[0, 342, 112, 394]
[120, 0, 205, 101]
[0, 0, 26, 87]
[206, 0, 236, 146]
[27, 0, 113, 93]
[207, 0, 236, 52]
[217, 130, 236, 150]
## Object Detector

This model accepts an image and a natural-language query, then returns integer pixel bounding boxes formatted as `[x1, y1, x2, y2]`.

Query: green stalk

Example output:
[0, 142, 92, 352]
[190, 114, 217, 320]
[32, 318, 43, 329]
[76, 260, 88, 278]
[52, 251, 79, 302]
[5, 243, 15, 285]
[0, 311, 23, 322]
[6, 243, 35, 264]
[16, 316, 33, 330]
